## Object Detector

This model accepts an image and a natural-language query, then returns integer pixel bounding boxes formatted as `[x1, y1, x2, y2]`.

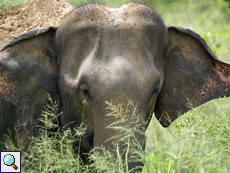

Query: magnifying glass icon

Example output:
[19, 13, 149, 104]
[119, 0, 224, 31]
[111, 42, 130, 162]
[3, 154, 18, 170]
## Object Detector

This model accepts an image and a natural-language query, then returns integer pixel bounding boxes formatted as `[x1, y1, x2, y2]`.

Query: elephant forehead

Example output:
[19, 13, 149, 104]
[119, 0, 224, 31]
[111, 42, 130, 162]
[83, 56, 135, 80]
[58, 3, 163, 30]
[57, 3, 166, 89]
[56, 3, 168, 68]
[76, 54, 161, 91]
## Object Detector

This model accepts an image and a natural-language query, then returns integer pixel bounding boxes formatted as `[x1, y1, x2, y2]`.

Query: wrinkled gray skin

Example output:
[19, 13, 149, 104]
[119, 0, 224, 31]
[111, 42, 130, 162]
[1, 3, 230, 172]
[56, 4, 164, 169]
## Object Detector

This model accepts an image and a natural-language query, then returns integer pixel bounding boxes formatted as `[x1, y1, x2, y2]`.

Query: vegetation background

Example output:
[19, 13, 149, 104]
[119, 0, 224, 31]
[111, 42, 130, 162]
[0, 0, 230, 172]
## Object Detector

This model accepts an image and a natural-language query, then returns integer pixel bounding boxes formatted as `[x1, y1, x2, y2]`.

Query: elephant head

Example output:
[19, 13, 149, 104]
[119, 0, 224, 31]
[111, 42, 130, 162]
[1, 3, 230, 171]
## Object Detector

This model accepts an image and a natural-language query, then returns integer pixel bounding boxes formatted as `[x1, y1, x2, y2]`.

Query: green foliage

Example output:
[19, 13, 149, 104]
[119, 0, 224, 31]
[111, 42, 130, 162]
[3, 128, 19, 151]
[21, 124, 88, 173]
[0, 0, 27, 4]
[174, 107, 230, 152]
[0, 0, 27, 12]
[21, 95, 89, 173]
[89, 100, 146, 173]
[105, 100, 145, 144]
[89, 146, 127, 173]
[2, 96, 229, 172]
[39, 93, 61, 130]
[146, 103, 230, 173]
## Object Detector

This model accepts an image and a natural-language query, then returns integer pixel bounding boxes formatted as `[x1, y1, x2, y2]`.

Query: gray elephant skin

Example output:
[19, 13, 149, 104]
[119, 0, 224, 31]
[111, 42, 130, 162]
[1, 3, 230, 171]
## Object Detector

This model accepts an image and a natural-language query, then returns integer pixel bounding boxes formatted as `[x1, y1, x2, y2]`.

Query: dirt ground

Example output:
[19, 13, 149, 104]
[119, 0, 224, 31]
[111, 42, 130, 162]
[0, 0, 75, 49]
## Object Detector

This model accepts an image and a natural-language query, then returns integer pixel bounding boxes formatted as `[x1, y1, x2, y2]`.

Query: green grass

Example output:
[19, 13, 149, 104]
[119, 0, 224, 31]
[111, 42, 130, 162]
[146, 105, 230, 172]
[1, 0, 230, 172]
[3, 95, 229, 172]
[0, 0, 27, 12]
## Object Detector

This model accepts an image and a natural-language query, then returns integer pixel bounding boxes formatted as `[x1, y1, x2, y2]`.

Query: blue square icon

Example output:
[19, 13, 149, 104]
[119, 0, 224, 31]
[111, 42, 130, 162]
[0, 151, 21, 173]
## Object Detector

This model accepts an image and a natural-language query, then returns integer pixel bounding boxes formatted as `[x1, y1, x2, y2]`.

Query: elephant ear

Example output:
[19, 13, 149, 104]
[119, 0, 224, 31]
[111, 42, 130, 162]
[154, 26, 230, 127]
[0, 26, 59, 117]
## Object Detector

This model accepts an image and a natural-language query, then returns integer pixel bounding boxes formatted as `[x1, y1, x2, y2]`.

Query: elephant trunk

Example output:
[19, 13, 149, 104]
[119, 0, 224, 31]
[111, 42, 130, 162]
[93, 100, 146, 171]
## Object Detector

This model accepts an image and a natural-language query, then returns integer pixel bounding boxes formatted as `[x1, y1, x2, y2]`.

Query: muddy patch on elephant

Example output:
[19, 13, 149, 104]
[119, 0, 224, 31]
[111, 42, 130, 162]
[0, 0, 75, 49]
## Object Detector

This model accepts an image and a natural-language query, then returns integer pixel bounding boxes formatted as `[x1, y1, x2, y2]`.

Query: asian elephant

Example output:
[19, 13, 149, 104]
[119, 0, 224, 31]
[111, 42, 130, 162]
[1, 3, 230, 171]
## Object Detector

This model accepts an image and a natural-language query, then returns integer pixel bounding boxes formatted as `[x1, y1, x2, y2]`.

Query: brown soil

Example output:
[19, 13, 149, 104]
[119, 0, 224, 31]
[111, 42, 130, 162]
[0, 0, 75, 49]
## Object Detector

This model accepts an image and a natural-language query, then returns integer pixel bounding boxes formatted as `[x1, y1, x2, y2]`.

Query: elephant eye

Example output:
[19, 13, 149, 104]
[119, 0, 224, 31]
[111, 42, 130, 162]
[153, 83, 160, 95]
[154, 85, 159, 92]
[79, 84, 92, 99]
[79, 84, 88, 90]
